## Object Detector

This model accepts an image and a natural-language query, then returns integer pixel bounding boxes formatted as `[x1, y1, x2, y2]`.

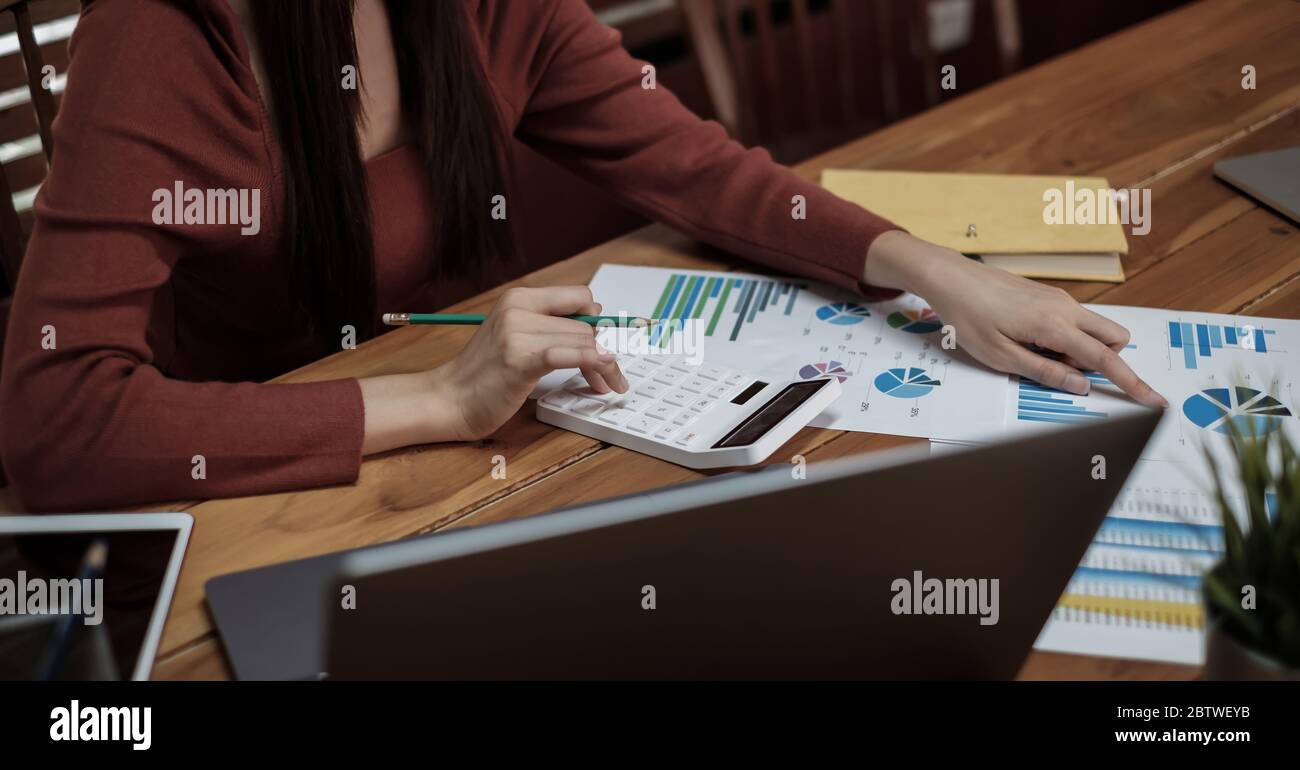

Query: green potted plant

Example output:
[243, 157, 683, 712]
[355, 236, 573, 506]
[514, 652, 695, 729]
[1201, 416, 1300, 680]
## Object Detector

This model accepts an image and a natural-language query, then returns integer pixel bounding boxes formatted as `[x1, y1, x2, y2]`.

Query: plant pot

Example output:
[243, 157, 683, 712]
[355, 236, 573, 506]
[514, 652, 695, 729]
[1203, 615, 1300, 681]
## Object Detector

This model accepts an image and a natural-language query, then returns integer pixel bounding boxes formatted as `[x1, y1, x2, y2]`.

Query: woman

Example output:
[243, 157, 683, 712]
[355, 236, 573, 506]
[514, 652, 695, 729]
[0, 0, 1164, 510]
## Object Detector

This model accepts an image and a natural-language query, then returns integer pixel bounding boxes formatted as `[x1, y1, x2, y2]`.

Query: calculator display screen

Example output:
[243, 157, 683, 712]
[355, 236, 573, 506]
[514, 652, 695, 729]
[712, 380, 827, 448]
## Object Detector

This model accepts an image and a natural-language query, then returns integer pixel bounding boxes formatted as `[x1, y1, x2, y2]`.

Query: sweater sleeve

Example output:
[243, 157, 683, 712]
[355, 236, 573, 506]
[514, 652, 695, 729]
[508, 0, 905, 298]
[0, 0, 365, 511]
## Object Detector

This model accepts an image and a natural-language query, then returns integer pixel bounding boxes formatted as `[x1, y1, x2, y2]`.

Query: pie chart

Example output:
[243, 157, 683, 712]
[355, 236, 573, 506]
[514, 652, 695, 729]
[887, 308, 943, 334]
[799, 361, 850, 382]
[873, 367, 941, 398]
[815, 302, 870, 325]
[1182, 387, 1292, 436]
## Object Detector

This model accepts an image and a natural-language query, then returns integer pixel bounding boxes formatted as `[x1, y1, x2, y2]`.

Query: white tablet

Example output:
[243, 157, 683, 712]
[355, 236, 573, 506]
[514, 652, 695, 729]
[0, 513, 192, 681]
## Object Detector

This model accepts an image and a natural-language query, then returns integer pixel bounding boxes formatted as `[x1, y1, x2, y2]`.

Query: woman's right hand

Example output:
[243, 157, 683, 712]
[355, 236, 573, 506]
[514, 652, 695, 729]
[428, 285, 629, 442]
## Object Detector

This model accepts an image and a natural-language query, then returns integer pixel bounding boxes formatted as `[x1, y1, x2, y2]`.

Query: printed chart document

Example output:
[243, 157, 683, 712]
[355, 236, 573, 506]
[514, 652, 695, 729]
[553, 264, 1296, 667]
[575, 264, 1009, 440]
[993, 305, 1297, 665]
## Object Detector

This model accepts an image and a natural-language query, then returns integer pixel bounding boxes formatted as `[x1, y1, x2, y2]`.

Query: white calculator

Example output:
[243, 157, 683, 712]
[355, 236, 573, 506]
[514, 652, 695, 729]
[536, 354, 842, 469]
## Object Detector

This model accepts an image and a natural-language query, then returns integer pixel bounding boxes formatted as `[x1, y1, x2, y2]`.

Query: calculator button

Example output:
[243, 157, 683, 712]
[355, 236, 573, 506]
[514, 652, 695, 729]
[644, 403, 676, 421]
[571, 398, 606, 417]
[569, 387, 617, 402]
[616, 395, 650, 411]
[668, 359, 696, 373]
[707, 384, 732, 400]
[634, 382, 666, 399]
[626, 417, 655, 434]
[627, 361, 658, 378]
[672, 412, 697, 427]
[653, 423, 680, 440]
[653, 369, 684, 386]
[674, 431, 700, 447]
[723, 373, 746, 386]
[540, 391, 578, 409]
[662, 390, 690, 407]
[562, 375, 589, 390]
[597, 408, 636, 426]
[680, 377, 710, 394]
[689, 398, 715, 414]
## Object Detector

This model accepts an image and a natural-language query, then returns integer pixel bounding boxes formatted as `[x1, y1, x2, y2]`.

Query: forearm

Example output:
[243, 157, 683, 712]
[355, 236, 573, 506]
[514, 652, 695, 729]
[359, 368, 468, 455]
[863, 230, 972, 298]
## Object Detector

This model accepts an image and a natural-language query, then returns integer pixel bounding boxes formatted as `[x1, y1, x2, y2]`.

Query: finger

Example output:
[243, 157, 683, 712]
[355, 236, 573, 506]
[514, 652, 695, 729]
[524, 333, 627, 393]
[539, 346, 616, 373]
[588, 355, 629, 393]
[1047, 326, 1168, 408]
[1000, 343, 1092, 396]
[523, 314, 604, 336]
[498, 334, 603, 382]
[1076, 308, 1132, 352]
[498, 286, 600, 317]
[579, 367, 613, 394]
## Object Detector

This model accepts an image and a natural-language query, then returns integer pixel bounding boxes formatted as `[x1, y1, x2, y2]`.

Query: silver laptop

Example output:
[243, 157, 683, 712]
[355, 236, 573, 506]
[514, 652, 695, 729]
[1214, 147, 1300, 225]
[247, 409, 1155, 680]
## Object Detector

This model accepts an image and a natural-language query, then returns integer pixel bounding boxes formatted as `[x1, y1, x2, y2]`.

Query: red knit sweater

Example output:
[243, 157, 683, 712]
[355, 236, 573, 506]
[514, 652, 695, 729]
[0, 0, 900, 510]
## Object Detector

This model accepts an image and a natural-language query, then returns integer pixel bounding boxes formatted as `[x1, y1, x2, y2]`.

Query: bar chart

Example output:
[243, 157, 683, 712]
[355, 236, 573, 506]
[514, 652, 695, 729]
[1037, 468, 1227, 664]
[1168, 320, 1279, 370]
[647, 272, 805, 346]
[1014, 377, 1110, 424]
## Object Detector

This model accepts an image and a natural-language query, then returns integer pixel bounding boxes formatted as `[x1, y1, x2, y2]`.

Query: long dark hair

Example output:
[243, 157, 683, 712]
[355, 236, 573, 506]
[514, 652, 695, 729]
[248, 0, 513, 349]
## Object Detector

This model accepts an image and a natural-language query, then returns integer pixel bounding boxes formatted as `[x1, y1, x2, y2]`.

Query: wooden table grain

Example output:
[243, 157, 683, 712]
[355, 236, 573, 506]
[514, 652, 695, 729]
[139, 0, 1299, 681]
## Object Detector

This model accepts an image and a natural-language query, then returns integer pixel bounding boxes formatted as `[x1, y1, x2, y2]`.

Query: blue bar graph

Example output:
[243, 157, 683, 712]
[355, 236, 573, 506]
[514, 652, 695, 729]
[1168, 320, 1278, 369]
[1094, 516, 1223, 555]
[1016, 378, 1109, 424]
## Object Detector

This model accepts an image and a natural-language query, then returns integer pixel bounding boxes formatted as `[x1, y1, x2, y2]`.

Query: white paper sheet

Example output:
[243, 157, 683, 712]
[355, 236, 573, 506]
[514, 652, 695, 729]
[1008, 305, 1300, 664]
[550, 264, 1011, 440]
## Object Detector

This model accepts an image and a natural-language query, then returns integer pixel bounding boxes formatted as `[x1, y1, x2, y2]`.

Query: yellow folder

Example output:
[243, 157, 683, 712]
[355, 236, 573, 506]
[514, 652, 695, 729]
[821, 169, 1130, 255]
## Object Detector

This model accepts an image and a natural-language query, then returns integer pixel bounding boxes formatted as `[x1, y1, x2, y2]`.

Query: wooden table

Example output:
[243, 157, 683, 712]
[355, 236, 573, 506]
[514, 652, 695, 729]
[142, 0, 1300, 680]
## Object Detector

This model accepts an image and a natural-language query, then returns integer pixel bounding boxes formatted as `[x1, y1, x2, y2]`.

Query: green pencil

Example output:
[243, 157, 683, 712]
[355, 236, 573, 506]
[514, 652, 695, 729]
[382, 313, 655, 327]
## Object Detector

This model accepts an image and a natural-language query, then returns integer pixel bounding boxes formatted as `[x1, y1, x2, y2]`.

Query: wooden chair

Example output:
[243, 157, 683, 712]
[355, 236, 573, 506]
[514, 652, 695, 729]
[0, 0, 60, 293]
[679, 0, 1021, 156]
[913, 0, 1021, 107]
[0, 0, 69, 490]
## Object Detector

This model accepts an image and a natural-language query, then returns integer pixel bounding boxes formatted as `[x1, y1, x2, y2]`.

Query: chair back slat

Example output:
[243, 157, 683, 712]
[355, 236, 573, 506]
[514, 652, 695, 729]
[13, 2, 56, 161]
[828, 0, 858, 124]
[682, 0, 749, 143]
[748, 1, 782, 137]
[788, 0, 821, 134]
[0, 0, 67, 287]
[0, 152, 24, 289]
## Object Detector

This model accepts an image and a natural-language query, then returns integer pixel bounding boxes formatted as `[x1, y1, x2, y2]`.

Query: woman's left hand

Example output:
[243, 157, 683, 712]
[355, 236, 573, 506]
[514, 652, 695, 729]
[865, 231, 1168, 408]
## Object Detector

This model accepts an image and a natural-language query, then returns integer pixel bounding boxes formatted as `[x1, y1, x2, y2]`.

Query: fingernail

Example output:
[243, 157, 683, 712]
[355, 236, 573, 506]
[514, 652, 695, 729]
[1064, 373, 1089, 394]
[1152, 392, 1169, 409]
[597, 352, 616, 362]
